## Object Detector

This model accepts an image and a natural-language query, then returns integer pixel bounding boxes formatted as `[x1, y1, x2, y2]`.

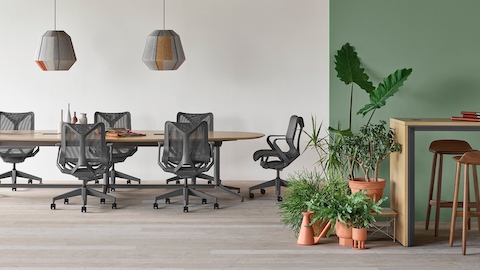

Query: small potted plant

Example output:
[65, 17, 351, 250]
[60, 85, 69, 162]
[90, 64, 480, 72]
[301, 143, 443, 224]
[347, 190, 385, 249]
[306, 172, 353, 246]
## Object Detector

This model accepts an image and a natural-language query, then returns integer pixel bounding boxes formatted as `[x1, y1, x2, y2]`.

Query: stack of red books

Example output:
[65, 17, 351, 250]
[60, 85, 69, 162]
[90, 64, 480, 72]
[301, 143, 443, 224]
[451, 111, 480, 122]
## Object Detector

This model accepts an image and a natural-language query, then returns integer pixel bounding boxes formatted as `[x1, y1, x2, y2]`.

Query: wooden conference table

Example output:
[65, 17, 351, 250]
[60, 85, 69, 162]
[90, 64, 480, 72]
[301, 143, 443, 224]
[0, 130, 264, 201]
[390, 118, 480, 246]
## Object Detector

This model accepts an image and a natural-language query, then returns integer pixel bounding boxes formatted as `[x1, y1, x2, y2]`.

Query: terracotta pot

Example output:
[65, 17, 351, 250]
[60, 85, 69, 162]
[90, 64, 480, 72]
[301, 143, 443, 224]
[348, 178, 386, 202]
[352, 227, 367, 249]
[335, 221, 353, 246]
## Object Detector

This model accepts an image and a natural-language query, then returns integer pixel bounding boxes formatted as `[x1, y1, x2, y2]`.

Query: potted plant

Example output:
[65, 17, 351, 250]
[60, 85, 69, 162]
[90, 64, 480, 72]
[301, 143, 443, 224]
[347, 190, 385, 249]
[306, 172, 353, 246]
[277, 169, 330, 244]
[329, 42, 411, 197]
[334, 120, 401, 200]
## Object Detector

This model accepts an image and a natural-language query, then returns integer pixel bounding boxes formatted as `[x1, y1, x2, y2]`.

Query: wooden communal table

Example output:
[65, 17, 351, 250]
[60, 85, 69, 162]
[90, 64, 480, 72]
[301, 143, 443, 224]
[0, 130, 264, 201]
[389, 118, 480, 246]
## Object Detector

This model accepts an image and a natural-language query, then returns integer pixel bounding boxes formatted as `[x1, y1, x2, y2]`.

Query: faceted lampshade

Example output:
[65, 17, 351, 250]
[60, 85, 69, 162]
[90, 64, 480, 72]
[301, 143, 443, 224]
[142, 30, 185, 70]
[35, 30, 76, 71]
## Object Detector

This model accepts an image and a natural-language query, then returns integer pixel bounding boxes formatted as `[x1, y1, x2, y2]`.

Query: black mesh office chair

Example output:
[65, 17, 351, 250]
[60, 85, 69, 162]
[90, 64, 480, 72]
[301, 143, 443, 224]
[0, 112, 42, 191]
[172, 112, 241, 193]
[165, 112, 215, 184]
[249, 115, 304, 201]
[94, 112, 140, 189]
[154, 121, 218, 212]
[51, 123, 116, 212]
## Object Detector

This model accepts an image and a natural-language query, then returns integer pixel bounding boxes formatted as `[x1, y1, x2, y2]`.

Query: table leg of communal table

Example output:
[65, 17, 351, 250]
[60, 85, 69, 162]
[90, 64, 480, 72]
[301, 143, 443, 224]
[213, 141, 244, 202]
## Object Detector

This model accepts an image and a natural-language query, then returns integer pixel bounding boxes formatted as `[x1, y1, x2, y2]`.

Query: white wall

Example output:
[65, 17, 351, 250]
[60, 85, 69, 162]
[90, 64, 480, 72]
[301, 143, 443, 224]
[0, 0, 328, 181]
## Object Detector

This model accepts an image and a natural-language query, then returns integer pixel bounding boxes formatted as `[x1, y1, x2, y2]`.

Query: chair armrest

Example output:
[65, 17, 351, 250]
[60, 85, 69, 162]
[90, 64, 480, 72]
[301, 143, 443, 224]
[270, 137, 289, 161]
[31, 146, 40, 156]
[266, 134, 285, 149]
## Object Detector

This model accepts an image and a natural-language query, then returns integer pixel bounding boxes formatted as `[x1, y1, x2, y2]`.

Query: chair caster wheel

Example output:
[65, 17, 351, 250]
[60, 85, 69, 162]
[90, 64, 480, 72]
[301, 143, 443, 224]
[100, 198, 105, 204]
[95, 180, 99, 184]
[202, 198, 207, 204]
[176, 180, 180, 185]
[112, 203, 117, 209]
[64, 198, 69, 204]
[183, 206, 188, 213]
[153, 203, 158, 209]
[81, 206, 87, 212]
[51, 203, 56, 210]
[127, 180, 131, 185]
[28, 179, 32, 184]
[110, 188, 115, 192]
[277, 196, 283, 202]
[214, 203, 219, 209]
[249, 193, 254, 199]
[12, 188, 16, 191]
[208, 180, 212, 185]
[260, 189, 266, 194]
[165, 198, 170, 204]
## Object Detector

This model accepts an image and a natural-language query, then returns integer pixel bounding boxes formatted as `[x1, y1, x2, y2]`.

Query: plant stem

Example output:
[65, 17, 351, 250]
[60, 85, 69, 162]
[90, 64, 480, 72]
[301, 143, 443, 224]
[349, 83, 353, 130]
[366, 108, 376, 126]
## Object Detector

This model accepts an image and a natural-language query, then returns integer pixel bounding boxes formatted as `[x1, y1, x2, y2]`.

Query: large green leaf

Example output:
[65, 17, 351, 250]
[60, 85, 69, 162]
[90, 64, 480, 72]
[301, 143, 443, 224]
[334, 43, 375, 93]
[357, 68, 413, 116]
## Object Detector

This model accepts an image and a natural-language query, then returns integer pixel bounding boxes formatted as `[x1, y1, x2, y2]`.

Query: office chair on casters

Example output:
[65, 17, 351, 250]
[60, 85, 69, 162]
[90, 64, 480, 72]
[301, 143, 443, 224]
[94, 112, 140, 190]
[165, 112, 215, 183]
[154, 121, 219, 213]
[249, 115, 304, 202]
[51, 123, 116, 212]
[171, 112, 241, 193]
[0, 112, 42, 191]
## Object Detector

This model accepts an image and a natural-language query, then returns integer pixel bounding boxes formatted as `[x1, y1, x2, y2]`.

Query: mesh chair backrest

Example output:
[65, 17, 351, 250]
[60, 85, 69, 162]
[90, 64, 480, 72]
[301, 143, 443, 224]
[177, 112, 214, 131]
[94, 112, 132, 129]
[162, 121, 210, 168]
[0, 112, 34, 130]
[285, 115, 304, 158]
[60, 123, 108, 171]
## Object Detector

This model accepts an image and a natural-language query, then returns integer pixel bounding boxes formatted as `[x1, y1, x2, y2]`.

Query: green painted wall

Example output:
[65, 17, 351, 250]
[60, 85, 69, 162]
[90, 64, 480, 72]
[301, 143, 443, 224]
[330, 0, 480, 222]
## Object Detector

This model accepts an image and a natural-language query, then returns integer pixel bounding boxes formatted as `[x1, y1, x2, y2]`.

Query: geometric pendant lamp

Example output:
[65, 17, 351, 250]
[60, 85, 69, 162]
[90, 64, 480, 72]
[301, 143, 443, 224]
[142, 30, 185, 70]
[35, 30, 76, 71]
[142, 0, 185, 70]
[35, 0, 76, 71]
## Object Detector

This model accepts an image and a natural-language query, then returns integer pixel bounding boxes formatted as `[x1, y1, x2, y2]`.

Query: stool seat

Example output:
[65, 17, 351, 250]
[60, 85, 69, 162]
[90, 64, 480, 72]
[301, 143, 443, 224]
[449, 150, 480, 255]
[426, 139, 474, 237]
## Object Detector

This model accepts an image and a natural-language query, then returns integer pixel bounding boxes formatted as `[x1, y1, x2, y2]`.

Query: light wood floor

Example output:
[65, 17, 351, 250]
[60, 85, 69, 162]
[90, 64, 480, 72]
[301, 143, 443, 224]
[1, 180, 479, 269]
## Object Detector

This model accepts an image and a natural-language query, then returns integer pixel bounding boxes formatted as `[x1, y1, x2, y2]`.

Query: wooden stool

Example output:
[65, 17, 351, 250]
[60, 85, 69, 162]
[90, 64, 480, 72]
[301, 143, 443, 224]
[426, 140, 473, 237]
[449, 151, 480, 255]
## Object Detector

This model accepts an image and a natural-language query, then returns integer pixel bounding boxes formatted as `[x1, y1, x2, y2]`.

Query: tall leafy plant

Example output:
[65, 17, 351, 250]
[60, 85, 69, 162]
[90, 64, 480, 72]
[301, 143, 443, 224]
[330, 43, 412, 180]
[334, 43, 413, 129]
